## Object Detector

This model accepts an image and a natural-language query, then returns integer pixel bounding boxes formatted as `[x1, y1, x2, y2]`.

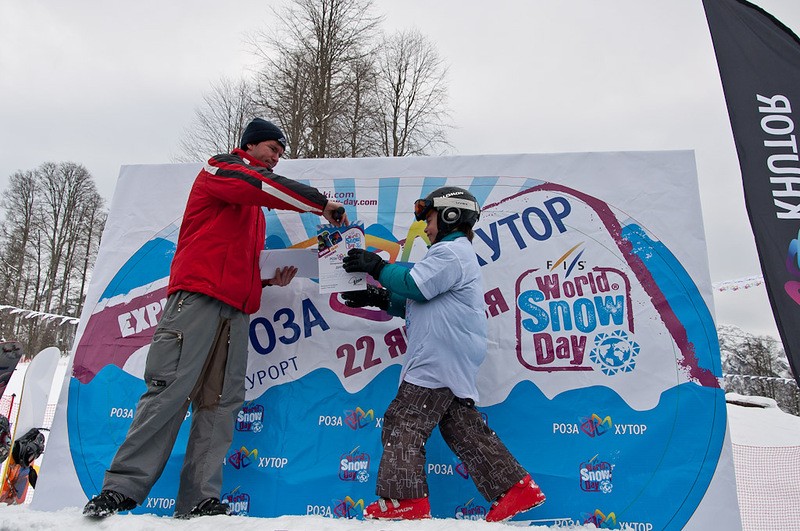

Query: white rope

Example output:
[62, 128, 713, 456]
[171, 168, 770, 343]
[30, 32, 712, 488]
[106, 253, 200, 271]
[0, 304, 79, 325]
[713, 275, 764, 292]
[724, 373, 797, 384]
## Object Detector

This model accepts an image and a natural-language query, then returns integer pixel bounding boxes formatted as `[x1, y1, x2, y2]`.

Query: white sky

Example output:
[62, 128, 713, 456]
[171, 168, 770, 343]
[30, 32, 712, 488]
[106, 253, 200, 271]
[2, 0, 800, 341]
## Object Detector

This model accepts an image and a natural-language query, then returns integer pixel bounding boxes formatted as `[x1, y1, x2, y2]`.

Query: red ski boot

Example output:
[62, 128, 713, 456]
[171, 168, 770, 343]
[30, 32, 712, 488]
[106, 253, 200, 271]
[364, 496, 431, 520]
[485, 474, 546, 522]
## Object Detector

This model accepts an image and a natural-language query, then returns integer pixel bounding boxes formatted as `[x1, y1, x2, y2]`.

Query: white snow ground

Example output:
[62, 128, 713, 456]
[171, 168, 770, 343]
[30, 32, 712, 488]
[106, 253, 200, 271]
[725, 392, 800, 446]
[0, 359, 797, 530]
[0, 509, 599, 531]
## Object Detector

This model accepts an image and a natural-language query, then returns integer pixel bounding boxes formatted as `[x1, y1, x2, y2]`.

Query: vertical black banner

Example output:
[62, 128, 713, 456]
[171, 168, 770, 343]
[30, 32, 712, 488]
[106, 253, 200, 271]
[703, 0, 800, 385]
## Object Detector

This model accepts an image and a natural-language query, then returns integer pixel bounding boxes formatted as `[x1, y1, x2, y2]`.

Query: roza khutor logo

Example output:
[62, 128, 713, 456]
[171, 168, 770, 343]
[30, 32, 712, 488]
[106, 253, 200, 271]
[583, 509, 617, 528]
[332, 496, 364, 519]
[318, 406, 378, 429]
[580, 414, 613, 437]
[226, 446, 258, 470]
[344, 407, 374, 430]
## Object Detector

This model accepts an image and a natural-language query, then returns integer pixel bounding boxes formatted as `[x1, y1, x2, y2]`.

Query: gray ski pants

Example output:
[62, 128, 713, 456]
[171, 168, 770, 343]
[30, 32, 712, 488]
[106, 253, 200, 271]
[376, 381, 528, 501]
[102, 290, 249, 515]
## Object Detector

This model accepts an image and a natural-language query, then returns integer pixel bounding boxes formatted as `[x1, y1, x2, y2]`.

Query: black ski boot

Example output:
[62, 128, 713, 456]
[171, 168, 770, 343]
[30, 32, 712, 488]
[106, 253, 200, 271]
[177, 497, 231, 518]
[83, 489, 137, 518]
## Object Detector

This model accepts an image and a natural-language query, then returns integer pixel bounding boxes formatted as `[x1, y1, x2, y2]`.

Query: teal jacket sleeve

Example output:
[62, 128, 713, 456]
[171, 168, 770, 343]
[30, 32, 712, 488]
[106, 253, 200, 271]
[378, 263, 427, 318]
[378, 263, 427, 302]
[386, 292, 407, 318]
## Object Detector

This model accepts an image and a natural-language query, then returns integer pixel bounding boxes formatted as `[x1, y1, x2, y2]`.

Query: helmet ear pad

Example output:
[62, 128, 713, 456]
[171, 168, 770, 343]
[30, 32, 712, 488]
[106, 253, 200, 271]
[440, 206, 461, 225]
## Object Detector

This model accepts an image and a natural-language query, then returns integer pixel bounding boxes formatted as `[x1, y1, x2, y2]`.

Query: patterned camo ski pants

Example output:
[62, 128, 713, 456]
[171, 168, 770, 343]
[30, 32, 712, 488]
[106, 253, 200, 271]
[376, 381, 527, 501]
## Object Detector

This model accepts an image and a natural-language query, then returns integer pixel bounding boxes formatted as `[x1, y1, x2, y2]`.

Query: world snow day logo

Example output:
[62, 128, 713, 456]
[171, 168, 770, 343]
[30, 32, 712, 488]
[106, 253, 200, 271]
[236, 403, 265, 432]
[65, 170, 725, 524]
[454, 498, 488, 520]
[579, 455, 614, 493]
[515, 247, 641, 375]
[338, 447, 370, 483]
[222, 489, 251, 516]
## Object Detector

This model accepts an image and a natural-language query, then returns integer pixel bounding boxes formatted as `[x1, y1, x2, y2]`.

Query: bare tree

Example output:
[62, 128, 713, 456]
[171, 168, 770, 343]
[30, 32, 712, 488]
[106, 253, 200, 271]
[375, 29, 450, 157]
[76, 194, 106, 316]
[38, 163, 99, 314]
[719, 324, 800, 415]
[174, 76, 260, 162]
[178, 0, 451, 160]
[250, 0, 383, 158]
[0, 162, 106, 354]
[254, 48, 313, 158]
[341, 56, 382, 158]
[0, 170, 37, 307]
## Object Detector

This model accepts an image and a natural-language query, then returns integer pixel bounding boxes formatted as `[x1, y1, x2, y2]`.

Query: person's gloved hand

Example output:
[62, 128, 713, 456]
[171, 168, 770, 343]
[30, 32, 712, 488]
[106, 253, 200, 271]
[341, 285, 390, 310]
[342, 249, 386, 279]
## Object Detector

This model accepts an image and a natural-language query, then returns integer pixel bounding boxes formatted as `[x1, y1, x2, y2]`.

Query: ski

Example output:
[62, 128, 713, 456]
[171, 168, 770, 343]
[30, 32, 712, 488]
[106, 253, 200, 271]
[0, 346, 59, 504]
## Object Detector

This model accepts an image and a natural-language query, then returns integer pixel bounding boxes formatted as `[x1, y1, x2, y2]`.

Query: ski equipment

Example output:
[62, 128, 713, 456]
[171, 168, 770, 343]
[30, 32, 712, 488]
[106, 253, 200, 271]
[176, 497, 231, 518]
[0, 345, 60, 504]
[413, 187, 480, 243]
[364, 496, 431, 520]
[12, 428, 45, 467]
[341, 284, 390, 310]
[83, 489, 137, 518]
[0, 416, 10, 462]
[485, 474, 546, 522]
[0, 342, 23, 397]
[0, 428, 47, 504]
[342, 249, 387, 280]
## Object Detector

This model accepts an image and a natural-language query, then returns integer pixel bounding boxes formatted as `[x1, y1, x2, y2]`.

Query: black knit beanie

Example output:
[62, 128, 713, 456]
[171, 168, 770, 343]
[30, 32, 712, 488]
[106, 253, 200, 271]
[240, 118, 287, 149]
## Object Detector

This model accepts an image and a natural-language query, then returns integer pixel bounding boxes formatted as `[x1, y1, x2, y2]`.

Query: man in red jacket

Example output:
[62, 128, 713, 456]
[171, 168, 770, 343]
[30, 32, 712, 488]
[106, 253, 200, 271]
[84, 118, 347, 519]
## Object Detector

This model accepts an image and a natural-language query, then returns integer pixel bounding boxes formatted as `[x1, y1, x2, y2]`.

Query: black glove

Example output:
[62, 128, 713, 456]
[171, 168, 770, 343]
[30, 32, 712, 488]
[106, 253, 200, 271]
[341, 284, 390, 310]
[342, 249, 387, 279]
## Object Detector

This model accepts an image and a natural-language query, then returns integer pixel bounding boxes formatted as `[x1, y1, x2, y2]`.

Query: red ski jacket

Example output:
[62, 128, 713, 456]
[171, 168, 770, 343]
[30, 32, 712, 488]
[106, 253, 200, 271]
[168, 148, 327, 314]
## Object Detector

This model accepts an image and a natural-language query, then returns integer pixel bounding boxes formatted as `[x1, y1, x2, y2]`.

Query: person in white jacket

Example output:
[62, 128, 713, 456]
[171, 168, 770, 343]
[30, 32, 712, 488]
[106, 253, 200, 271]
[342, 186, 546, 522]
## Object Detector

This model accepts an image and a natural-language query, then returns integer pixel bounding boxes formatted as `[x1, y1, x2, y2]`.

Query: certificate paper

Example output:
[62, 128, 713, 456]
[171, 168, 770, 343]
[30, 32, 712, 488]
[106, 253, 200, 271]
[317, 222, 366, 293]
[259, 249, 318, 279]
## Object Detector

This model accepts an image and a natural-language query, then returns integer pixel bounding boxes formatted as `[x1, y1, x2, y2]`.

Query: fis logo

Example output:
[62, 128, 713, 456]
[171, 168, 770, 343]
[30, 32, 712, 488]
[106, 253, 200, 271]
[546, 242, 587, 278]
[222, 490, 250, 516]
[226, 446, 258, 470]
[344, 407, 374, 430]
[339, 447, 370, 482]
[580, 455, 614, 493]
[236, 403, 264, 432]
[455, 498, 488, 520]
[333, 496, 365, 519]
[580, 414, 613, 438]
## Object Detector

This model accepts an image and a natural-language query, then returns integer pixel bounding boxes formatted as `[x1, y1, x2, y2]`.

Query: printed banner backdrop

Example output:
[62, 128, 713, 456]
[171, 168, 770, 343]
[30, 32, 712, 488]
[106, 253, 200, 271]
[703, 0, 800, 386]
[34, 152, 740, 529]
